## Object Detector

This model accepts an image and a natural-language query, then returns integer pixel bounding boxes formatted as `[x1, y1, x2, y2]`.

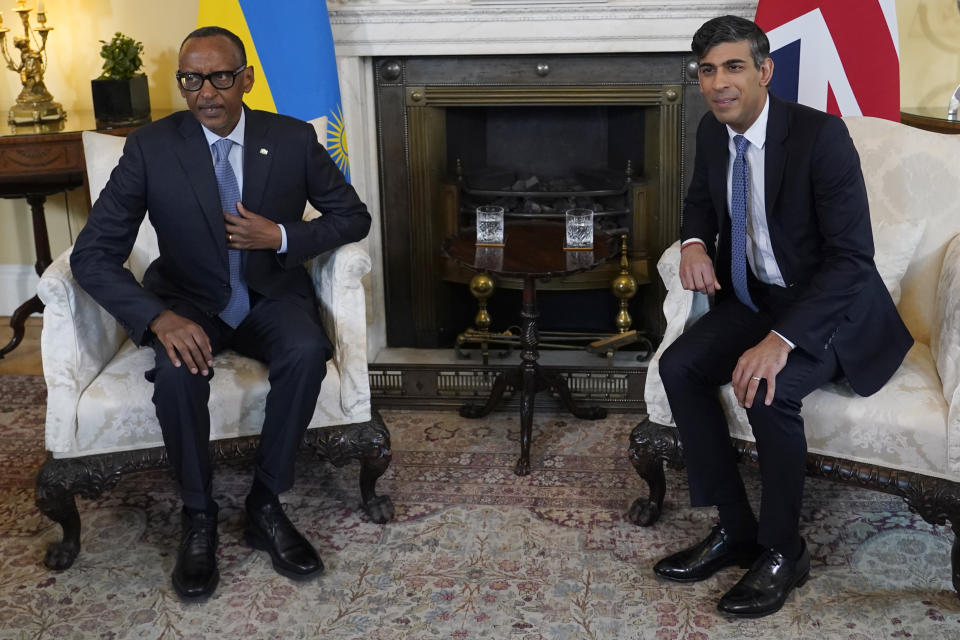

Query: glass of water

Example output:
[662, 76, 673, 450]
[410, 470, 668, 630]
[564, 208, 594, 250]
[476, 205, 505, 247]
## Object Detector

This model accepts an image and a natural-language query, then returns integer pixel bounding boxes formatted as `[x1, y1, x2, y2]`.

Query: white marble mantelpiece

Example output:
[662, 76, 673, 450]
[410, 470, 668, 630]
[328, 0, 754, 55]
[328, 1, 755, 359]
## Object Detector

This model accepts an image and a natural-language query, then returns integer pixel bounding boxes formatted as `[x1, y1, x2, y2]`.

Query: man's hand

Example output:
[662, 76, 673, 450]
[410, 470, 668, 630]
[732, 332, 793, 409]
[149, 310, 213, 376]
[224, 203, 282, 251]
[679, 243, 721, 295]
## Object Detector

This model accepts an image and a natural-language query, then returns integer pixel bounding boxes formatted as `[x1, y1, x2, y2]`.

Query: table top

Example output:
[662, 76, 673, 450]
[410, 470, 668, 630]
[0, 109, 175, 139]
[900, 107, 960, 134]
[442, 221, 618, 279]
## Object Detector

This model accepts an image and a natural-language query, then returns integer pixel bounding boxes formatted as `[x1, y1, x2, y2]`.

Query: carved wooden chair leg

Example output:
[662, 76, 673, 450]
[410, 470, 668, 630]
[358, 410, 394, 524]
[627, 419, 683, 527]
[35, 457, 102, 570]
[303, 410, 395, 524]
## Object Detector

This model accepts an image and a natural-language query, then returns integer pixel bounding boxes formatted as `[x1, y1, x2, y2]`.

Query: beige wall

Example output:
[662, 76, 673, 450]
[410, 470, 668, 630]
[898, 0, 960, 109]
[1, 0, 959, 270]
[0, 0, 197, 267]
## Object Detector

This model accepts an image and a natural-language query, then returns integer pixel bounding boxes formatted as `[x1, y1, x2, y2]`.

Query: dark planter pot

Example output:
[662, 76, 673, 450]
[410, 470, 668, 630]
[91, 75, 151, 126]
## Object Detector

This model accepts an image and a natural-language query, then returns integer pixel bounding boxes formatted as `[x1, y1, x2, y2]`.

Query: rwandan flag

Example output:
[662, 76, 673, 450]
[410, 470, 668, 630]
[197, 0, 350, 181]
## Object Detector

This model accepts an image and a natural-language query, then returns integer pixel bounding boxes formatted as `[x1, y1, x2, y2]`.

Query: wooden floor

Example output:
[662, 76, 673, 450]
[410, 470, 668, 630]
[0, 317, 43, 376]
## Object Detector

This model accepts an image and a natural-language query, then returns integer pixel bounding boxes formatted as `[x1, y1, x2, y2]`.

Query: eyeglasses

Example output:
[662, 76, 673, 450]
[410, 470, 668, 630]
[176, 65, 247, 92]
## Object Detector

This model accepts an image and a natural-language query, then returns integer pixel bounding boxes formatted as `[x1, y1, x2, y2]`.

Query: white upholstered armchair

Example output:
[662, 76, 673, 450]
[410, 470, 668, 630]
[35, 131, 393, 571]
[628, 117, 960, 593]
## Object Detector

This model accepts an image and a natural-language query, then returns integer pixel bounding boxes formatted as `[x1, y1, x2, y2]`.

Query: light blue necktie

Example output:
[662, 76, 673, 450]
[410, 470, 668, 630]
[212, 138, 250, 328]
[731, 134, 758, 312]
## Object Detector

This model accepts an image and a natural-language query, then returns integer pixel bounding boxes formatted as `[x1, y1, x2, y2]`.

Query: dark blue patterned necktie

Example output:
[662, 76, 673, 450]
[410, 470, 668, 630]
[731, 134, 758, 312]
[212, 138, 250, 327]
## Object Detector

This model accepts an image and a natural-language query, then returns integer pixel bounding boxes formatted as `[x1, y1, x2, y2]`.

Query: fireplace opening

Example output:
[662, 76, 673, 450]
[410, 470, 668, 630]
[440, 104, 650, 339]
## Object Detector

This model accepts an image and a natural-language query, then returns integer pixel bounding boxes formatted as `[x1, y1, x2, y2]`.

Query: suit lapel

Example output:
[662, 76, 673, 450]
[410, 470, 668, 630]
[709, 120, 729, 228]
[174, 113, 227, 259]
[241, 106, 273, 216]
[764, 93, 788, 219]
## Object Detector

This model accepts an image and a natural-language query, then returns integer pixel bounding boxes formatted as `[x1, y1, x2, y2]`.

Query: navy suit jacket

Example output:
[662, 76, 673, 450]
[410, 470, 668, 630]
[71, 105, 371, 347]
[681, 93, 911, 396]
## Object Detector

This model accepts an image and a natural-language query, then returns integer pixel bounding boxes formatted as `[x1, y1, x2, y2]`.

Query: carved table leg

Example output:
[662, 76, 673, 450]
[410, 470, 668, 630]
[542, 369, 607, 420]
[2, 194, 52, 358]
[459, 371, 509, 419]
[514, 276, 539, 477]
[627, 419, 683, 527]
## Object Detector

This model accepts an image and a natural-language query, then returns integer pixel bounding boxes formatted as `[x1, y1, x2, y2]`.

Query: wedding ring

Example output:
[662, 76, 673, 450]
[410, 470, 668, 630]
[228, 233, 233, 242]
[751, 376, 762, 381]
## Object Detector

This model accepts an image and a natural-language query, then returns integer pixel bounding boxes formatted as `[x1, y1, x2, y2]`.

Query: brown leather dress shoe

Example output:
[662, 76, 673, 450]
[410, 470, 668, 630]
[244, 497, 324, 581]
[653, 525, 763, 583]
[717, 539, 811, 618]
[171, 508, 219, 602]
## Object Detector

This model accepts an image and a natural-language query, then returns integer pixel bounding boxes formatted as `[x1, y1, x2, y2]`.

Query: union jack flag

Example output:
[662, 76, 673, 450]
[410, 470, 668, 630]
[755, 0, 900, 121]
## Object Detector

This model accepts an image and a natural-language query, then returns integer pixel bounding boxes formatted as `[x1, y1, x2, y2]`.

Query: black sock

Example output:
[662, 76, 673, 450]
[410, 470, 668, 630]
[248, 477, 279, 509]
[717, 503, 758, 543]
[184, 503, 218, 518]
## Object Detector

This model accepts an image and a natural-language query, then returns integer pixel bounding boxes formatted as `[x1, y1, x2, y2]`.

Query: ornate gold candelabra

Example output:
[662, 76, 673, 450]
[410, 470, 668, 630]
[0, 1, 64, 124]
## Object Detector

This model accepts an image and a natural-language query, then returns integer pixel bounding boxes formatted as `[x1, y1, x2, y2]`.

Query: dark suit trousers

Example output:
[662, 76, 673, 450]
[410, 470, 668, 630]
[146, 293, 333, 512]
[658, 287, 840, 552]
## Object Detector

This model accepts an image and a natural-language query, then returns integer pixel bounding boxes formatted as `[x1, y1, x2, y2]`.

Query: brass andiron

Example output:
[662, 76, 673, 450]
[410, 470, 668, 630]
[611, 234, 638, 333]
[0, 1, 65, 124]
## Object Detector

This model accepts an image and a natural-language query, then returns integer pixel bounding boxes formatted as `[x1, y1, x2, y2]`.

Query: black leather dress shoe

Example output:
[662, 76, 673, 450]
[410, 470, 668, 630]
[653, 525, 763, 583]
[171, 509, 219, 602]
[244, 497, 324, 581]
[717, 539, 811, 618]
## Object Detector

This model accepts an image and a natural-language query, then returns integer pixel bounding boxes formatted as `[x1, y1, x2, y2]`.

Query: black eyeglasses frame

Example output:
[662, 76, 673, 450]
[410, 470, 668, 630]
[176, 65, 248, 92]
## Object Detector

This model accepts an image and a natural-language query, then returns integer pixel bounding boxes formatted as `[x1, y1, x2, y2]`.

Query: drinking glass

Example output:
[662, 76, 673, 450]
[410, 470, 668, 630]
[476, 205, 505, 247]
[564, 208, 594, 250]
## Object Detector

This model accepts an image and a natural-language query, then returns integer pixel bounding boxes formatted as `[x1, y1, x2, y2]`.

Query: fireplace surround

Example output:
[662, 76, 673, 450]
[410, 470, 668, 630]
[327, 0, 749, 408]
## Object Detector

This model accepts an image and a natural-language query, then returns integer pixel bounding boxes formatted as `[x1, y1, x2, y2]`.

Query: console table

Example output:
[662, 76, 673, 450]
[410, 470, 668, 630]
[900, 107, 960, 134]
[0, 111, 157, 358]
[442, 222, 618, 475]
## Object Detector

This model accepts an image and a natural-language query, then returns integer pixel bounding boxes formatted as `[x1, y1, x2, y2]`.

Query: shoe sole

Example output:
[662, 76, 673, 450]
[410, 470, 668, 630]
[244, 529, 324, 582]
[717, 570, 810, 618]
[172, 568, 220, 603]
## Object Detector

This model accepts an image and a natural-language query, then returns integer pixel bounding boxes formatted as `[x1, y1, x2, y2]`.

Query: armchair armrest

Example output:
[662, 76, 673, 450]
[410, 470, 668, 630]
[935, 234, 960, 472]
[37, 246, 127, 453]
[310, 242, 372, 417]
[643, 241, 710, 426]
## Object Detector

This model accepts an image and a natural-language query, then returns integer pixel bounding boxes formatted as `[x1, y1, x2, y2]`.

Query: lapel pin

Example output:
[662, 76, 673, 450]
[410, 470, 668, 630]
[259, 148, 269, 155]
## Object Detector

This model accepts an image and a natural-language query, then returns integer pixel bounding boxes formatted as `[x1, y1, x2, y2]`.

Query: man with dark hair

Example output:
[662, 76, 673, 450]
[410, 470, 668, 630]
[71, 26, 371, 601]
[652, 15, 911, 617]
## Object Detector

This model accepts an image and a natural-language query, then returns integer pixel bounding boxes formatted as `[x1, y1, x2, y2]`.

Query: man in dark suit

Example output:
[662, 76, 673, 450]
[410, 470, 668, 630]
[652, 16, 912, 617]
[70, 26, 371, 601]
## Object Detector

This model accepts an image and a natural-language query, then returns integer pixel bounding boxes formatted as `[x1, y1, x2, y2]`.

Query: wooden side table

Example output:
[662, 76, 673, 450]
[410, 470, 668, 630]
[442, 222, 618, 475]
[0, 111, 160, 358]
[900, 107, 960, 135]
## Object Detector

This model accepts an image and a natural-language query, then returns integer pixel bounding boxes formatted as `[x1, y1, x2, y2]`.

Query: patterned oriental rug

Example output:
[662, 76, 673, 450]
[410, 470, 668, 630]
[1, 374, 960, 639]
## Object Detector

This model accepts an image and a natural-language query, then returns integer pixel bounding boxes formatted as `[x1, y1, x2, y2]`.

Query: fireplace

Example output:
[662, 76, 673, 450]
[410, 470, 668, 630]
[375, 53, 693, 349]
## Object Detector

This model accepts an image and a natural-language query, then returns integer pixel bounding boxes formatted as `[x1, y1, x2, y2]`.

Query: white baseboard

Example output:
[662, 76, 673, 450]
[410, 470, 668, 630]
[0, 265, 39, 317]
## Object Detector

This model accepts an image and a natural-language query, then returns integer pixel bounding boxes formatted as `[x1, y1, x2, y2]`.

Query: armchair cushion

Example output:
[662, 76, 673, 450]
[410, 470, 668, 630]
[873, 219, 926, 306]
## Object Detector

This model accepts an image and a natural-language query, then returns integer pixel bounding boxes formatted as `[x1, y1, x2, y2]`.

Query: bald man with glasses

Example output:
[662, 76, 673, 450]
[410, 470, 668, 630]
[71, 26, 371, 602]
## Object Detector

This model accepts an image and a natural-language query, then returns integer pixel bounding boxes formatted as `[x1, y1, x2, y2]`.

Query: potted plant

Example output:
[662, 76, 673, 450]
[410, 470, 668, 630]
[91, 32, 150, 126]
